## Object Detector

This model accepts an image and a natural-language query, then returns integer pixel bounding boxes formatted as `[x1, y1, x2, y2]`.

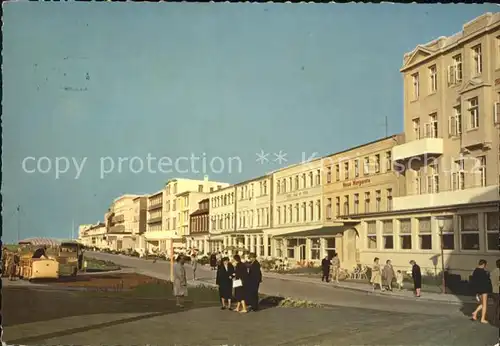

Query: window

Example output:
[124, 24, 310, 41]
[425, 113, 438, 138]
[343, 162, 349, 180]
[460, 214, 479, 250]
[418, 218, 432, 250]
[275, 239, 284, 258]
[325, 238, 336, 259]
[302, 202, 306, 221]
[411, 72, 419, 100]
[277, 181, 281, 194]
[276, 207, 281, 225]
[326, 198, 332, 220]
[343, 196, 349, 216]
[367, 221, 377, 249]
[335, 197, 340, 217]
[295, 203, 299, 222]
[468, 97, 479, 129]
[412, 118, 421, 140]
[335, 164, 340, 181]
[198, 185, 203, 192]
[399, 219, 412, 250]
[429, 65, 437, 93]
[486, 212, 499, 251]
[375, 190, 381, 212]
[326, 166, 332, 183]
[382, 220, 393, 249]
[363, 157, 370, 175]
[472, 45, 482, 75]
[495, 96, 500, 124]
[386, 189, 393, 211]
[353, 194, 359, 214]
[295, 175, 299, 190]
[309, 202, 314, 221]
[301, 174, 306, 189]
[263, 181, 267, 195]
[374, 154, 380, 173]
[316, 201, 322, 221]
[427, 159, 439, 193]
[173, 183, 177, 194]
[316, 170, 321, 185]
[449, 54, 463, 84]
[308, 172, 313, 187]
[452, 159, 465, 191]
[416, 169, 423, 195]
[438, 216, 455, 250]
[385, 151, 392, 171]
[286, 239, 296, 259]
[354, 159, 360, 177]
[310, 238, 321, 260]
[449, 105, 462, 136]
[475, 156, 486, 187]
[364, 192, 370, 213]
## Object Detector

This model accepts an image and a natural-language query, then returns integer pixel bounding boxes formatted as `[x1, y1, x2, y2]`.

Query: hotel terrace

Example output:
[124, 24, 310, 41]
[81, 13, 499, 279]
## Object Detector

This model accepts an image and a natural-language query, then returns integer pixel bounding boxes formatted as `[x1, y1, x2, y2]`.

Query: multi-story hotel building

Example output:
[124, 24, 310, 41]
[177, 190, 210, 249]
[132, 195, 148, 252]
[267, 159, 330, 263]
[209, 185, 236, 252]
[144, 189, 164, 251]
[233, 175, 272, 257]
[351, 13, 500, 277]
[105, 194, 142, 251]
[79, 222, 107, 249]
[323, 135, 405, 268]
[163, 177, 229, 254]
[188, 198, 210, 252]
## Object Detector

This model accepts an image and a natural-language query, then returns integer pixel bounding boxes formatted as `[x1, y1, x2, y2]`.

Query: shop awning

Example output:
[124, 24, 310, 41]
[276, 225, 352, 238]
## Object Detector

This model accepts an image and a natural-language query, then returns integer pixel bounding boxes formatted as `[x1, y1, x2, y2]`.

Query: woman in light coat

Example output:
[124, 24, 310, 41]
[383, 259, 396, 291]
[370, 257, 384, 291]
[173, 255, 188, 307]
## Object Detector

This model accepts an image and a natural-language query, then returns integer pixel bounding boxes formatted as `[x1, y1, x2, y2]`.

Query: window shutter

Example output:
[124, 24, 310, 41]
[447, 65, 453, 84]
[449, 116, 455, 136]
[494, 102, 500, 124]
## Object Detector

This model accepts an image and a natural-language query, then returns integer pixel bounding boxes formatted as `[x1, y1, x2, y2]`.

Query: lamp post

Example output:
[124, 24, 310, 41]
[437, 217, 447, 294]
[169, 231, 177, 282]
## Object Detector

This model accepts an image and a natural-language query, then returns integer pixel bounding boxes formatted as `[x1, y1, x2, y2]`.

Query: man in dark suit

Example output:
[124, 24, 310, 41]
[321, 255, 331, 282]
[247, 252, 262, 311]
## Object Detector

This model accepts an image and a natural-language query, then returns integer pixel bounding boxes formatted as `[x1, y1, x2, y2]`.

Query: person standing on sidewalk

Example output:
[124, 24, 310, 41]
[191, 253, 198, 280]
[173, 255, 188, 308]
[409, 260, 422, 297]
[370, 257, 384, 291]
[383, 259, 396, 291]
[321, 255, 331, 282]
[490, 259, 500, 325]
[471, 259, 492, 324]
[216, 257, 234, 310]
[210, 252, 217, 270]
[247, 253, 262, 312]
[233, 254, 248, 313]
[331, 253, 341, 284]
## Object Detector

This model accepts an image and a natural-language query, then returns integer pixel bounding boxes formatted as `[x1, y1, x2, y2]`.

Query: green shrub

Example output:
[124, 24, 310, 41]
[278, 297, 322, 308]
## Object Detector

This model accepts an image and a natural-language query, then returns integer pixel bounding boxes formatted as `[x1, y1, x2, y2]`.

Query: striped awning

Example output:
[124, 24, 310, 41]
[18, 237, 61, 247]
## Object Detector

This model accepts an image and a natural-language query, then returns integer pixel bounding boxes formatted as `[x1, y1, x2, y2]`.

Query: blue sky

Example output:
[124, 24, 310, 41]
[2, 3, 497, 243]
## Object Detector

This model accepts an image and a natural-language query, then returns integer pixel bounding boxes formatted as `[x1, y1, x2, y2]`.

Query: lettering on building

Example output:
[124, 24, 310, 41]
[286, 190, 309, 199]
[343, 178, 371, 188]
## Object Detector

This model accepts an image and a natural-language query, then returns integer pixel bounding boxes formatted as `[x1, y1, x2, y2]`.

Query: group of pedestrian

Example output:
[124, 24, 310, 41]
[370, 257, 417, 295]
[2, 247, 22, 281]
[209, 251, 223, 270]
[470, 259, 499, 325]
[215, 252, 262, 313]
[321, 253, 341, 283]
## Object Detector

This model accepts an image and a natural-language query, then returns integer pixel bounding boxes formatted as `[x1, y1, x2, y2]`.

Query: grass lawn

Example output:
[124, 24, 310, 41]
[84, 257, 121, 272]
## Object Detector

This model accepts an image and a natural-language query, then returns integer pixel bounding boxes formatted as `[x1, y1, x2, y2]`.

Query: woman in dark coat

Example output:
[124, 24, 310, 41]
[233, 254, 248, 313]
[209, 253, 217, 271]
[471, 259, 492, 324]
[216, 257, 234, 310]
[410, 260, 422, 297]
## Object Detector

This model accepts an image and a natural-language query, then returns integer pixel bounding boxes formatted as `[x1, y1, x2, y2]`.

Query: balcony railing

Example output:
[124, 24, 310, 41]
[147, 216, 162, 224]
[148, 203, 163, 211]
[108, 225, 126, 233]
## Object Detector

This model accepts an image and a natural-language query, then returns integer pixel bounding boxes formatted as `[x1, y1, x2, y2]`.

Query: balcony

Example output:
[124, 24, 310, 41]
[108, 225, 126, 233]
[392, 137, 443, 161]
[147, 216, 162, 224]
[148, 202, 163, 211]
[393, 185, 499, 211]
[112, 214, 125, 223]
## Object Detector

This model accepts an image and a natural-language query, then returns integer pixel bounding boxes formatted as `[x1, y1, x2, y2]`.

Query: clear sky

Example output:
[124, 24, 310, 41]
[2, 3, 498, 243]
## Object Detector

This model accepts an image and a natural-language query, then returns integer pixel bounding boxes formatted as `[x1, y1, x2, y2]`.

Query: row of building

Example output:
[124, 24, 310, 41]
[79, 13, 500, 278]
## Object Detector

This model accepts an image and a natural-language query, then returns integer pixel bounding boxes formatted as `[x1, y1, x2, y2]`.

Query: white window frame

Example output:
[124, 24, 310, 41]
[424, 113, 438, 138]
[417, 218, 432, 250]
[468, 97, 479, 130]
[343, 196, 349, 216]
[366, 221, 377, 250]
[459, 214, 480, 251]
[385, 151, 392, 171]
[354, 159, 360, 177]
[374, 154, 380, 173]
[411, 72, 419, 100]
[447, 54, 463, 85]
[326, 198, 332, 220]
[486, 212, 499, 252]
[326, 166, 332, 183]
[472, 45, 482, 76]
[426, 161, 439, 193]
[364, 192, 370, 213]
[475, 156, 486, 187]
[451, 159, 465, 191]
[416, 169, 423, 195]
[429, 65, 438, 93]
[494, 101, 500, 124]
[363, 157, 370, 175]
[343, 162, 349, 180]
[375, 190, 381, 212]
[412, 118, 421, 140]
[353, 194, 359, 214]
[449, 105, 462, 136]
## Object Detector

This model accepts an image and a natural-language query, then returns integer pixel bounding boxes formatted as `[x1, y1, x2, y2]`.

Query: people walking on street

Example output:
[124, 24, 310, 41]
[490, 259, 500, 325]
[396, 270, 404, 290]
[370, 257, 384, 291]
[470, 259, 492, 324]
[331, 253, 341, 284]
[321, 255, 331, 282]
[383, 259, 396, 291]
[173, 255, 188, 308]
[246, 253, 262, 312]
[216, 256, 234, 310]
[210, 252, 217, 270]
[409, 260, 422, 297]
[232, 254, 248, 313]
[191, 253, 198, 280]
[216, 251, 222, 266]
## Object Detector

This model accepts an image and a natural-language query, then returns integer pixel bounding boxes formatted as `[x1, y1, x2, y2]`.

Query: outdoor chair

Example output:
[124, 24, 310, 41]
[357, 266, 368, 280]
[350, 266, 360, 279]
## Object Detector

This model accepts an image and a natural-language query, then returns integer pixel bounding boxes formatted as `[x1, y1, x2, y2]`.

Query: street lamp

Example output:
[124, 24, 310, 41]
[436, 217, 447, 294]
[169, 231, 178, 282]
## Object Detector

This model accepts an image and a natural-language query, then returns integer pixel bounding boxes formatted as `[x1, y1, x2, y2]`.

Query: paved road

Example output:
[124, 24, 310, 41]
[88, 252, 482, 317]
